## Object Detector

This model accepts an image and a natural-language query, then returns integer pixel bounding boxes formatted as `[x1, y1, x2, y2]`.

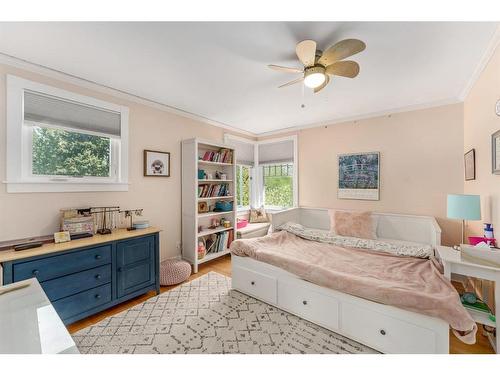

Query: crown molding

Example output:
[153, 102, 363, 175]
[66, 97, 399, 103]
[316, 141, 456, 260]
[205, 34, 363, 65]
[0, 53, 256, 137]
[458, 24, 500, 101]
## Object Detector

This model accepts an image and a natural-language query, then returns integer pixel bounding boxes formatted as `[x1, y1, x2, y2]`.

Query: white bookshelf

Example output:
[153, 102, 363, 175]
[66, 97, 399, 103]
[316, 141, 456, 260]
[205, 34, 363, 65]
[181, 138, 236, 273]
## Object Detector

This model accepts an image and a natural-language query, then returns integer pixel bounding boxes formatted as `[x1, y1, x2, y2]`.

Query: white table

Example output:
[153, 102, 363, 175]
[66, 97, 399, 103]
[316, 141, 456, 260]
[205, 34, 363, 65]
[436, 245, 499, 353]
[0, 278, 79, 354]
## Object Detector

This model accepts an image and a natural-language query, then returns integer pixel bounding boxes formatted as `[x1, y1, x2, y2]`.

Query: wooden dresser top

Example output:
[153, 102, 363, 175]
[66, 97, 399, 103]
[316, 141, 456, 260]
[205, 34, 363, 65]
[0, 227, 161, 263]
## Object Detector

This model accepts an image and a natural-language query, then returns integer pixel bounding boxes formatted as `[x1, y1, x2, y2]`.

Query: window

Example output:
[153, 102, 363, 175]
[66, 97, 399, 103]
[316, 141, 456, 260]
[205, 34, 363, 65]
[6, 75, 128, 192]
[236, 164, 252, 208]
[31, 125, 113, 178]
[262, 163, 294, 209]
[225, 134, 297, 211]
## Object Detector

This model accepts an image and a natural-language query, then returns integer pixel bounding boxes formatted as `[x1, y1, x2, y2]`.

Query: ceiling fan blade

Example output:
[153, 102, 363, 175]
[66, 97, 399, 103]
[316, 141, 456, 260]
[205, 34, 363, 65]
[278, 77, 304, 88]
[268, 64, 303, 74]
[296, 40, 317, 67]
[318, 39, 365, 66]
[325, 61, 360, 78]
[314, 75, 330, 93]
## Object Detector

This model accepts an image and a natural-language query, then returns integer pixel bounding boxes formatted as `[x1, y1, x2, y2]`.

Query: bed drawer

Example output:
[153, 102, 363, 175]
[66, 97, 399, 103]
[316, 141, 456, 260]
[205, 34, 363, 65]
[278, 278, 339, 331]
[232, 265, 277, 304]
[341, 302, 437, 353]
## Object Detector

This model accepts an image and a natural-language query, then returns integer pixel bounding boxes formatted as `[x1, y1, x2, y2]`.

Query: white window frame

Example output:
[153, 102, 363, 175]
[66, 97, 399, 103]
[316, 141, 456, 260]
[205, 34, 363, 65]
[235, 163, 253, 211]
[224, 134, 298, 211]
[5, 75, 129, 193]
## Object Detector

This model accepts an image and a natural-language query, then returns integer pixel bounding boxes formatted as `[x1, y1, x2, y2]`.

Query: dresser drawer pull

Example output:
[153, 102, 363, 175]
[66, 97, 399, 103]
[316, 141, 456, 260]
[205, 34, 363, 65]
[250, 281, 255, 286]
[95, 254, 102, 260]
[32, 270, 40, 276]
[380, 329, 386, 336]
[95, 294, 101, 299]
[95, 274, 101, 280]
[117, 267, 123, 272]
[302, 300, 308, 305]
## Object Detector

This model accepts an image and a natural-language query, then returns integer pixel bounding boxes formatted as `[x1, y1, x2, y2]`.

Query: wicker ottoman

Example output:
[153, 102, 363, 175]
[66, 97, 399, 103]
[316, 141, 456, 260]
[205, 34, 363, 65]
[160, 259, 192, 286]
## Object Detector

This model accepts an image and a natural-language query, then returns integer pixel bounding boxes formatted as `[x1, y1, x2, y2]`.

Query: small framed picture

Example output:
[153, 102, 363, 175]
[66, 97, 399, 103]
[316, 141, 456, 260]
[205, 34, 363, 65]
[144, 150, 170, 177]
[464, 149, 475, 181]
[492, 131, 500, 175]
[198, 201, 209, 213]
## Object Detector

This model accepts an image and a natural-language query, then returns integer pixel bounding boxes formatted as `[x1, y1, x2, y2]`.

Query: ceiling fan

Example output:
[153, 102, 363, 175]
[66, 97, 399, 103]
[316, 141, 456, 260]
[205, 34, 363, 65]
[268, 38, 366, 93]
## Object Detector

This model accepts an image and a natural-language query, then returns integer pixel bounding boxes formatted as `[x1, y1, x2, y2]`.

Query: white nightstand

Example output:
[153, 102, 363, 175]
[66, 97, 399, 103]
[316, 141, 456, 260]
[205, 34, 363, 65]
[436, 245, 499, 353]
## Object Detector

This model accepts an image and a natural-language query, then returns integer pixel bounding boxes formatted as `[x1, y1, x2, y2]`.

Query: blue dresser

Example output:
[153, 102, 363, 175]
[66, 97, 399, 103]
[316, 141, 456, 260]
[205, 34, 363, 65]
[1, 229, 160, 324]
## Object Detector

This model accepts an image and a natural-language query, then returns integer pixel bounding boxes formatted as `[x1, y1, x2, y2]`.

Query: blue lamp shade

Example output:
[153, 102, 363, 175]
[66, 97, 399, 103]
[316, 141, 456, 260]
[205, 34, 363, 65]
[447, 194, 481, 220]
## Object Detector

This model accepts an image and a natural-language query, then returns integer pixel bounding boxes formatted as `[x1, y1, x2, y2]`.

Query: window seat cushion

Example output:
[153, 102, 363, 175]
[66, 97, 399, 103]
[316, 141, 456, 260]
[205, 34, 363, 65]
[236, 222, 271, 239]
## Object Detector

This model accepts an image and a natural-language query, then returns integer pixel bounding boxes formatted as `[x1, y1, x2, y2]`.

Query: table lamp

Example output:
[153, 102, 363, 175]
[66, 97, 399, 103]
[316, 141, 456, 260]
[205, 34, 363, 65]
[447, 194, 481, 244]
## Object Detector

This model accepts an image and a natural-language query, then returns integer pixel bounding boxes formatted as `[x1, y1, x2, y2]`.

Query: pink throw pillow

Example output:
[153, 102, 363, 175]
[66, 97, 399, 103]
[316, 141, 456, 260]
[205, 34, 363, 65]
[328, 209, 377, 239]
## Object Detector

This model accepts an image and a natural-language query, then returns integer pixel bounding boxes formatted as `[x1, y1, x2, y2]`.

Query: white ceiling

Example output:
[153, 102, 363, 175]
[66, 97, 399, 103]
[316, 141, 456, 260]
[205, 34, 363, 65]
[0, 22, 498, 135]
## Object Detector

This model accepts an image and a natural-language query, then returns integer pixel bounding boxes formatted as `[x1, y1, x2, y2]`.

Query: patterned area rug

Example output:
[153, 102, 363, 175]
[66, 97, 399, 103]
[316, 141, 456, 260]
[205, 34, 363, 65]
[73, 272, 376, 354]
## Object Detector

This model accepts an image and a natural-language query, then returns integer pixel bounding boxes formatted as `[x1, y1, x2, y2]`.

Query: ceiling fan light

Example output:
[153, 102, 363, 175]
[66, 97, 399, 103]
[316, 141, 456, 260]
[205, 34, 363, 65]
[304, 72, 326, 88]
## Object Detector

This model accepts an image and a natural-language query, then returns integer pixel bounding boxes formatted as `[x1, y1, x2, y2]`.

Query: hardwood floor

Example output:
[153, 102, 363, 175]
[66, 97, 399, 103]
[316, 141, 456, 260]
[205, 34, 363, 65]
[67, 255, 494, 354]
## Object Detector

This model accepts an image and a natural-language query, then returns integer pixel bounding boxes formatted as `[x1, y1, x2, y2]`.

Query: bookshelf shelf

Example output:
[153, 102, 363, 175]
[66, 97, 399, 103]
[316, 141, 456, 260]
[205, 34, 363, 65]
[182, 138, 236, 273]
[198, 226, 234, 238]
[198, 249, 231, 264]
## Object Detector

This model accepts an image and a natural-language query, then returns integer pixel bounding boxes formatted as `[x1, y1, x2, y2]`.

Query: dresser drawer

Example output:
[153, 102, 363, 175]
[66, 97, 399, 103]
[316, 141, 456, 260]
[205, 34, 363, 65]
[52, 283, 112, 321]
[278, 278, 339, 331]
[341, 302, 436, 353]
[13, 245, 111, 282]
[41, 264, 111, 301]
[232, 265, 277, 304]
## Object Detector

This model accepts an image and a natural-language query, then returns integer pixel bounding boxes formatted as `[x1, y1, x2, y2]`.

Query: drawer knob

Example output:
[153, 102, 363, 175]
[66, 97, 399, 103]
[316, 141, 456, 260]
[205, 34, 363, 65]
[380, 329, 386, 336]
[95, 294, 101, 299]
[95, 274, 101, 280]
[302, 300, 308, 305]
[32, 270, 40, 276]
[250, 281, 255, 286]
[95, 254, 102, 260]
[117, 267, 123, 272]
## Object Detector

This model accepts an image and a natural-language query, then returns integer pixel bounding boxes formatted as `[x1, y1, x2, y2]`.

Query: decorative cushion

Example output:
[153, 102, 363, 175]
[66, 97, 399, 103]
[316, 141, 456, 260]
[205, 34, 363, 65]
[328, 209, 377, 240]
[160, 259, 191, 286]
[249, 206, 269, 223]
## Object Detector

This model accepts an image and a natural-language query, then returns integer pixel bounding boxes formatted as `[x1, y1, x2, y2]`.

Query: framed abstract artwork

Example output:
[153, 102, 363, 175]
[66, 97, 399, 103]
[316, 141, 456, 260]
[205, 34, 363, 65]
[144, 150, 170, 177]
[464, 149, 475, 181]
[338, 152, 380, 200]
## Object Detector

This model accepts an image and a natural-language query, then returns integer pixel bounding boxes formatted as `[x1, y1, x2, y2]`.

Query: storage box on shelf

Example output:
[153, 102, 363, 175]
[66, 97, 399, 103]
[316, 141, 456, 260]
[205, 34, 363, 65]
[182, 138, 237, 273]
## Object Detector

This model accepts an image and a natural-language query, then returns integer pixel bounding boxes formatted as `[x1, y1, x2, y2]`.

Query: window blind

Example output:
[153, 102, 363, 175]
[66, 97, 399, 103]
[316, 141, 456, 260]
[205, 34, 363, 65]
[225, 138, 255, 166]
[258, 139, 294, 165]
[24, 90, 121, 137]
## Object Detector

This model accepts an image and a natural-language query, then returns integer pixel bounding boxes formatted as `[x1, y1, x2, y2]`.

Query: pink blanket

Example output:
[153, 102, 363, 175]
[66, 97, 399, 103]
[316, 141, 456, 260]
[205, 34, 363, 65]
[230, 230, 477, 344]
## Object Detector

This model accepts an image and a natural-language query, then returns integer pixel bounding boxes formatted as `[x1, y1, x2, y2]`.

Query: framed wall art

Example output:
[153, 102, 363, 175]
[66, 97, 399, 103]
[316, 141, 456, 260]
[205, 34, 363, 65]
[464, 149, 475, 181]
[338, 152, 380, 201]
[144, 150, 170, 177]
[492, 130, 500, 175]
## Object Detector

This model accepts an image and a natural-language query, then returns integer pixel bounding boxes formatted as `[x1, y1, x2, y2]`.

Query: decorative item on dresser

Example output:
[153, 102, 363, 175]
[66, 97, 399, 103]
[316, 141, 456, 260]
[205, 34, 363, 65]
[181, 138, 236, 273]
[0, 228, 160, 325]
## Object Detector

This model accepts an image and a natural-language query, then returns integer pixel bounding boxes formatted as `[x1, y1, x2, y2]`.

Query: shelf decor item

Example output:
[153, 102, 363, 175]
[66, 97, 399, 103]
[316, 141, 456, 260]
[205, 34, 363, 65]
[144, 149, 170, 177]
[338, 152, 380, 200]
[464, 149, 475, 181]
[182, 138, 236, 273]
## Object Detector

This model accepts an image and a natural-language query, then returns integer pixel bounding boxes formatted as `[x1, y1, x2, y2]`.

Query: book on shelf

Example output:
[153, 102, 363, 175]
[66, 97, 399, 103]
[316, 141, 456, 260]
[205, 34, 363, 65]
[201, 229, 232, 254]
[198, 184, 230, 198]
[201, 148, 233, 163]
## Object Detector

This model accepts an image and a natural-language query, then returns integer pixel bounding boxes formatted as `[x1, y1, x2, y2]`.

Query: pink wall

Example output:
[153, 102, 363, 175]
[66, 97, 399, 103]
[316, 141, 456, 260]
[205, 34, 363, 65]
[0, 64, 249, 260]
[264, 104, 465, 245]
[464, 44, 500, 237]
